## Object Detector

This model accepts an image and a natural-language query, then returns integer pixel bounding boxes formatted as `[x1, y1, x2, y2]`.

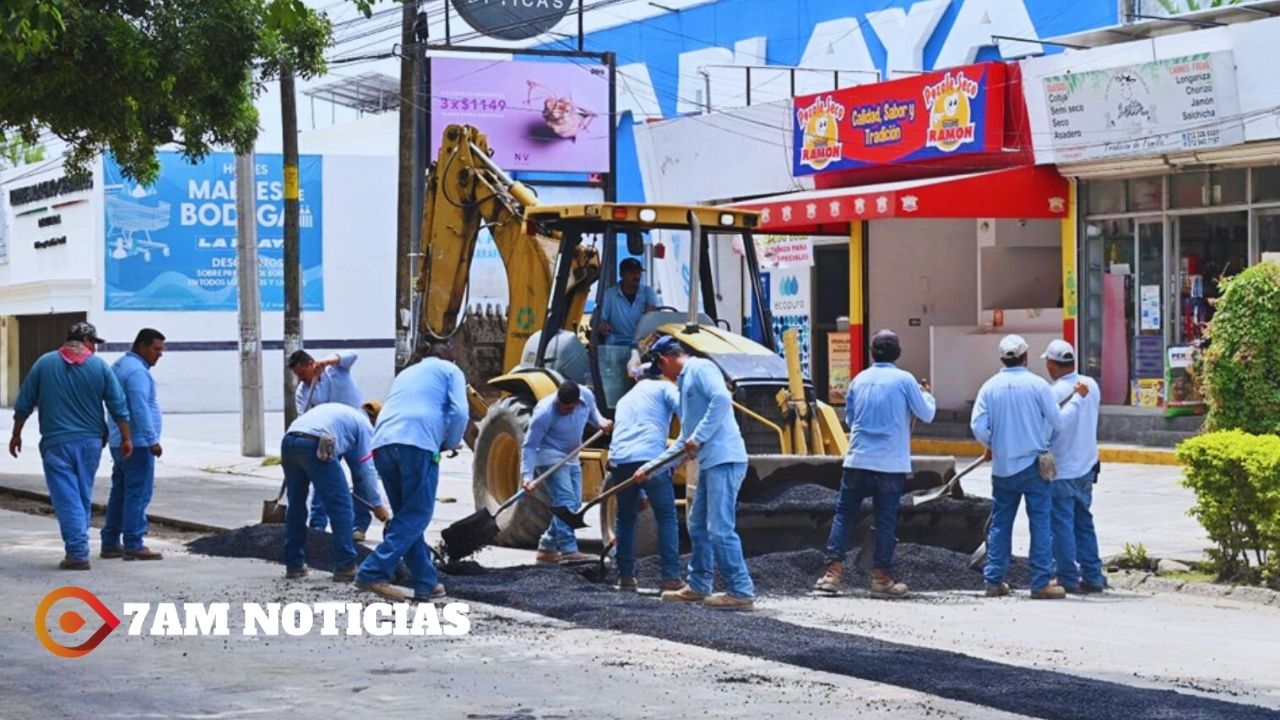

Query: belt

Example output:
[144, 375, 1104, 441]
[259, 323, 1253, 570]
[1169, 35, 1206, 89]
[287, 431, 323, 442]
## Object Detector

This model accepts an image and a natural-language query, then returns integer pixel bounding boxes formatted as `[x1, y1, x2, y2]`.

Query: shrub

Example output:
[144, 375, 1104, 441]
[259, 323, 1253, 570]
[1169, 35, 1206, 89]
[1202, 262, 1280, 434]
[1177, 430, 1280, 587]
[1113, 542, 1154, 572]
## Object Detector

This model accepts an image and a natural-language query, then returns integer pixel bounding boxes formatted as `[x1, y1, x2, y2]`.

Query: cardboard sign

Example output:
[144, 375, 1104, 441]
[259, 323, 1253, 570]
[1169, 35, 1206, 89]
[828, 333, 851, 404]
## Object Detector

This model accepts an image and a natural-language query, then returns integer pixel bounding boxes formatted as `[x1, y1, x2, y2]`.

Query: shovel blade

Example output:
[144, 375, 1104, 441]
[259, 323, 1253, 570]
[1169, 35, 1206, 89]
[261, 500, 286, 524]
[551, 506, 589, 530]
[440, 509, 500, 561]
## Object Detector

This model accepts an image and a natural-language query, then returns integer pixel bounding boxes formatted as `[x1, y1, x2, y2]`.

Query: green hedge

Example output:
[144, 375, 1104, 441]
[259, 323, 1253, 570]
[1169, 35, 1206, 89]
[1203, 262, 1280, 434]
[1177, 430, 1280, 587]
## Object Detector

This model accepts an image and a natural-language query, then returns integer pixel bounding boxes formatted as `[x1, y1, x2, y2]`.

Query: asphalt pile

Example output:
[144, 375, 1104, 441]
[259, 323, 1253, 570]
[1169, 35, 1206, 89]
[738, 482, 838, 516]
[187, 524, 1272, 719]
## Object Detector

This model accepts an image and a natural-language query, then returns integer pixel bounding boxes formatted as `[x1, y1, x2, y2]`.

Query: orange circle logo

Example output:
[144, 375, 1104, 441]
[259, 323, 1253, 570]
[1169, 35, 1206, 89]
[34, 587, 121, 658]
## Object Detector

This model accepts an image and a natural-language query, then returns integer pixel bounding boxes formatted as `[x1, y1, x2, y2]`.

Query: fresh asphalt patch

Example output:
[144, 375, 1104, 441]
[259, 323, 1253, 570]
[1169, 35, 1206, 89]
[189, 525, 1278, 720]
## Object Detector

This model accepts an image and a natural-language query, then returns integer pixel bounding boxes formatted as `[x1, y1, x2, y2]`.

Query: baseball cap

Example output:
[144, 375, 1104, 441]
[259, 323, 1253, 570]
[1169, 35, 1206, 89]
[645, 336, 685, 374]
[870, 329, 901, 362]
[619, 257, 644, 274]
[998, 334, 1029, 360]
[67, 321, 105, 344]
[1041, 339, 1076, 363]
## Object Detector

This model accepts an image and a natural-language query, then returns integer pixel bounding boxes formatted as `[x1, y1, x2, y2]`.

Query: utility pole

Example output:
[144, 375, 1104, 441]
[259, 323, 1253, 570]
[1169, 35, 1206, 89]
[281, 66, 302, 427]
[393, 0, 417, 374]
[236, 152, 265, 457]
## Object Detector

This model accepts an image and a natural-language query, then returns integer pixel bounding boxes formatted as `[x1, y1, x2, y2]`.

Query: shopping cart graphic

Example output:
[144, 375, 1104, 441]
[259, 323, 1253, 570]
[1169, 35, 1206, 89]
[106, 193, 171, 263]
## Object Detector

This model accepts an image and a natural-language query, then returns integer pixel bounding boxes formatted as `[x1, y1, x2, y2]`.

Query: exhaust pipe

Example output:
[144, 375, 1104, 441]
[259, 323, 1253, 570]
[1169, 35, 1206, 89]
[686, 211, 701, 333]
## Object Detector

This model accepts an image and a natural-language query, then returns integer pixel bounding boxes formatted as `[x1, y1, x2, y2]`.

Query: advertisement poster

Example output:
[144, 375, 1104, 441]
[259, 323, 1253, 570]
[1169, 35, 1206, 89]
[752, 234, 814, 268]
[431, 57, 610, 173]
[793, 62, 1005, 176]
[767, 267, 812, 375]
[1164, 345, 1206, 416]
[1041, 52, 1242, 163]
[827, 333, 851, 404]
[1140, 284, 1161, 331]
[104, 153, 323, 311]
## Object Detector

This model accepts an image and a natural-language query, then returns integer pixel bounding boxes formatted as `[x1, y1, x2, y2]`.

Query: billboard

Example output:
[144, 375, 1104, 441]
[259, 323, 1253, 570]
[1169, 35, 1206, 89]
[104, 152, 323, 311]
[792, 62, 1006, 176]
[430, 57, 610, 174]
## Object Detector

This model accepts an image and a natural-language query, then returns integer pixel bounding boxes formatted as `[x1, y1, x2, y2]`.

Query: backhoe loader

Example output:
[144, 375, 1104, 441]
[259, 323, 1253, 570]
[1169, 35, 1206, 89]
[412, 123, 988, 556]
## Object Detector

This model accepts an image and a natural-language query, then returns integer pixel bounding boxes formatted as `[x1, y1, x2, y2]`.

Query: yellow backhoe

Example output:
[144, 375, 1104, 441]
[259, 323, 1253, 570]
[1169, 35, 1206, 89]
[412, 124, 987, 556]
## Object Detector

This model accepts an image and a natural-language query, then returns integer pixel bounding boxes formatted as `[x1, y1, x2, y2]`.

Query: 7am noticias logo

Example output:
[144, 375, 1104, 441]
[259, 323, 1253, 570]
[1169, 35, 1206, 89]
[35, 586, 470, 657]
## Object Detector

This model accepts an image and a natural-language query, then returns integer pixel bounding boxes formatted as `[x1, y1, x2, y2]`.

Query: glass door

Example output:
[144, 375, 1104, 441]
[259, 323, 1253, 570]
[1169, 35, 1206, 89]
[1132, 220, 1165, 407]
[1258, 210, 1280, 261]
[1173, 212, 1249, 346]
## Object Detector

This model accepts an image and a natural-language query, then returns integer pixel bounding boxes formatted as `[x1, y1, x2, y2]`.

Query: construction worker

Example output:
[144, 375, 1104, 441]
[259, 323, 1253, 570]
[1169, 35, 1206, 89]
[9, 321, 132, 570]
[101, 328, 166, 561]
[280, 401, 389, 581]
[1042, 339, 1106, 594]
[814, 329, 935, 598]
[356, 342, 467, 601]
[970, 334, 1088, 600]
[608, 366, 682, 592]
[288, 349, 367, 535]
[522, 380, 612, 564]
[596, 258, 658, 405]
[644, 336, 755, 611]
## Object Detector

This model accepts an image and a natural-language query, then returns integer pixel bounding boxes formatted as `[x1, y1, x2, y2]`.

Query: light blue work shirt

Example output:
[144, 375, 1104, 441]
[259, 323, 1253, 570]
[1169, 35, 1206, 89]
[372, 358, 468, 453]
[970, 366, 1079, 478]
[522, 386, 605, 479]
[843, 363, 936, 474]
[108, 351, 162, 448]
[675, 357, 747, 470]
[295, 351, 363, 413]
[15, 350, 129, 450]
[598, 283, 658, 345]
[1049, 372, 1100, 480]
[609, 378, 679, 465]
[288, 403, 386, 506]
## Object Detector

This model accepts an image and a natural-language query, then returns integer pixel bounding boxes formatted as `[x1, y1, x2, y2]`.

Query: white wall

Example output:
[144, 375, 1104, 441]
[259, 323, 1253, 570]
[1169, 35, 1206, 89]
[0, 158, 98, 310]
[929, 325, 1061, 410]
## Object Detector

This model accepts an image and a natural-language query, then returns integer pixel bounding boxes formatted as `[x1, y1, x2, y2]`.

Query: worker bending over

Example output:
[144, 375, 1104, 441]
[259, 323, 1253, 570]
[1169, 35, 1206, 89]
[522, 380, 612, 565]
[289, 350, 369, 537]
[815, 329, 935, 598]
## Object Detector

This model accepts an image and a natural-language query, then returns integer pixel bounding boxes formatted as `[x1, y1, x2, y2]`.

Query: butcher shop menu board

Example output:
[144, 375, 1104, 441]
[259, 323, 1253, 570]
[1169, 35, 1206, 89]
[430, 57, 610, 173]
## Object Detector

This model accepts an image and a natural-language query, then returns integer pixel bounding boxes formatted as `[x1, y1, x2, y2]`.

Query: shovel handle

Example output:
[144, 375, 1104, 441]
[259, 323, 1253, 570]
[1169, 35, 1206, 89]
[495, 429, 606, 516]
[272, 478, 287, 504]
[580, 448, 684, 517]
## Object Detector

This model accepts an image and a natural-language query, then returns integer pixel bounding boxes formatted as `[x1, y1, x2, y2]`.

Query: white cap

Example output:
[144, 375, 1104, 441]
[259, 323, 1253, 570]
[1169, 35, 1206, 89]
[1041, 339, 1076, 363]
[998, 334, 1029, 360]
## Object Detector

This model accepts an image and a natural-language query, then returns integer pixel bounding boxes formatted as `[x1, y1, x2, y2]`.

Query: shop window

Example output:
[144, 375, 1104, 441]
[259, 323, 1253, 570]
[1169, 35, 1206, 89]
[1259, 214, 1280, 259]
[1086, 179, 1126, 214]
[1253, 165, 1280, 203]
[1127, 176, 1163, 212]
[1169, 169, 1246, 208]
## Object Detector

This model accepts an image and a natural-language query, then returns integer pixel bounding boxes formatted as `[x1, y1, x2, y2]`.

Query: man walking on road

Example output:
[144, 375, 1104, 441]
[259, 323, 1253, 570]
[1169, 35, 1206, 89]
[281, 401, 390, 582]
[522, 380, 612, 565]
[644, 337, 755, 611]
[814, 329, 935, 598]
[356, 343, 467, 601]
[1043, 339, 1106, 594]
[101, 328, 166, 561]
[9, 321, 132, 570]
[289, 349, 367, 535]
[608, 368, 682, 592]
[971, 334, 1087, 600]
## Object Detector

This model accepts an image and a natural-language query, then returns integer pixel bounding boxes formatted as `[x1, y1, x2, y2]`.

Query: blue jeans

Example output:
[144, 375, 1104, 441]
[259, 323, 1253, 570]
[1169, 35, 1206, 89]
[41, 438, 102, 561]
[687, 462, 754, 599]
[824, 468, 905, 573]
[1051, 473, 1105, 589]
[611, 461, 680, 581]
[537, 464, 583, 553]
[984, 462, 1054, 591]
[357, 444, 440, 595]
[309, 485, 374, 533]
[281, 434, 356, 571]
[102, 446, 156, 551]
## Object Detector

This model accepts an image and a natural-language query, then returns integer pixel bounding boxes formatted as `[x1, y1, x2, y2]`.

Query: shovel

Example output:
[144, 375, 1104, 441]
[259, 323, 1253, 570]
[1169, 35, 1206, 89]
[901, 455, 986, 508]
[551, 447, 684, 530]
[441, 429, 606, 561]
[261, 479, 288, 524]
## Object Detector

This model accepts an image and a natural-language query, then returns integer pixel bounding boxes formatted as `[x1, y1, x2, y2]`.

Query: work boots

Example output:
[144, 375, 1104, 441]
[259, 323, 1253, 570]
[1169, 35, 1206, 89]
[285, 566, 309, 579]
[332, 566, 357, 582]
[660, 585, 707, 603]
[869, 570, 908, 599]
[813, 561, 844, 593]
[985, 582, 1011, 597]
[703, 593, 754, 611]
[1031, 585, 1067, 600]
[559, 551, 596, 563]
[123, 547, 163, 561]
[535, 549, 561, 565]
[100, 547, 123, 560]
[59, 557, 90, 571]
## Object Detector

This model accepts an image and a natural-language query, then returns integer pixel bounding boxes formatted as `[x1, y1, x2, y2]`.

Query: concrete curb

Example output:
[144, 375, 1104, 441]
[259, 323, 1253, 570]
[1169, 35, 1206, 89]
[911, 437, 1181, 466]
[0, 484, 230, 534]
[1107, 569, 1278, 607]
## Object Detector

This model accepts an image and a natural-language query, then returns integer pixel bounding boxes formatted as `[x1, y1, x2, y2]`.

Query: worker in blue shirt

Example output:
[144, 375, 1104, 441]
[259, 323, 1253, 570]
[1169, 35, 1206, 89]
[281, 401, 388, 581]
[10, 322, 132, 570]
[357, 343, 468, 602]
[289, 349, 366, 534]
[814, 329, 935, 598]
[522, 380, 611, 564]
[596, 258, 658, 406]
[1042, 339, 1106, 594]
[607, 369, 682, 592]
[641, 336, 754, 611]
[102, 328, 167, 561]
[970, 334, 1088, 600]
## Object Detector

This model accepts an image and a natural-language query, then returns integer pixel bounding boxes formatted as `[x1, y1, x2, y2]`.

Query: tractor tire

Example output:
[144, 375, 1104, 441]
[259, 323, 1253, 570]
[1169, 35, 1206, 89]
[471, 396, 550, 548]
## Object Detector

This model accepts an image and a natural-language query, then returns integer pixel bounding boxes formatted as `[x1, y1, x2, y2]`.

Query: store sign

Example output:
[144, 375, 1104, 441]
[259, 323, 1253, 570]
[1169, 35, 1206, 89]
[765, 268, 812, 375]
[431, 58, 609, 174]
[792, 62, 1006, 176]
[1041, 52, 1242, 163]
[103, 152, 324, 312]
[751, 234, 813, 268]
[451, 0, 572, 41]
[8, 175, 93, 206]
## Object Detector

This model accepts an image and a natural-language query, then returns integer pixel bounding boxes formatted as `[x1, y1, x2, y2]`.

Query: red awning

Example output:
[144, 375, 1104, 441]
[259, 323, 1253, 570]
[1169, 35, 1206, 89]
[736, 166, 1069, 234]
